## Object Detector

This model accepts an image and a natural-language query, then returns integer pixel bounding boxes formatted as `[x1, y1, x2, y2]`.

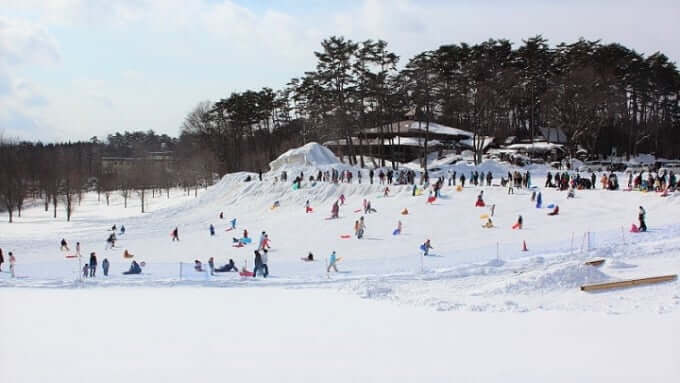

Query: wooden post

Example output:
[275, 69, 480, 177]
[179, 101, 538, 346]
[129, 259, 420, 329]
[581, 275, 677, 292]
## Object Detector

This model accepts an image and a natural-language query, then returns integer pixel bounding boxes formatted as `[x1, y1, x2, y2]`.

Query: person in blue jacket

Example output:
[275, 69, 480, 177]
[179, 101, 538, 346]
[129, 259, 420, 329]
[327, 251, 339, 272]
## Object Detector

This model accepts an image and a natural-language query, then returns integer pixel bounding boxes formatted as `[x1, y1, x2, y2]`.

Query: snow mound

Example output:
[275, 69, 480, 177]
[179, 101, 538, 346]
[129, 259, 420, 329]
[502, 263, 610, 293]
[269, 142, 341, 172]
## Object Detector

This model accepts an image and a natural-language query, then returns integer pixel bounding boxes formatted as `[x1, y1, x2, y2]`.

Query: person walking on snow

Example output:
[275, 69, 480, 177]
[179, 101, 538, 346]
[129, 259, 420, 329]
[331, 201, 340, 219]
[106, 233, 117, 249]
[76, 242, 81, 256]
[253, 250, 266, 278]
[60, 239, 69, 252]
[384, 187, 390, 197]
[305, 200, 313, 213]
[638, 206, 647, 232]
[8, 252, 16, 278]
[210, 224, 215, 236]
[208, 257, 215, 275]
[120, 225, 126, 235]
[102, 258, 110, 276]
[0, 248, 4, 272]
[230, 218, 237, 230]
[171, 227, 180, 242]
[339, 194, 345, 205]
[89, 252, 97, 277]
[327, 251, 339, 272]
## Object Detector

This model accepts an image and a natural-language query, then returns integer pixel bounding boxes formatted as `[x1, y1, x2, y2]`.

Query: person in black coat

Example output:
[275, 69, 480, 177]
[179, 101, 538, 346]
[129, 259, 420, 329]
[89, 252, 97, 277]
[215, 259, 238, 272]
[102, 258, 110, 276]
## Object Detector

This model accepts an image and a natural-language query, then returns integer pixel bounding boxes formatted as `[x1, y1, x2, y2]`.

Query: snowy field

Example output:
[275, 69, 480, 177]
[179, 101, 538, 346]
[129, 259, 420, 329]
[1, 144, 679, 381]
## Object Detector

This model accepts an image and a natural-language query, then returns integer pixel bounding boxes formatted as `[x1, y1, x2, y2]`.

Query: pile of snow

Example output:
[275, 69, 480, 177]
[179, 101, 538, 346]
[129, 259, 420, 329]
[269, 142, 341, 172]
[501, 263, 610, 293]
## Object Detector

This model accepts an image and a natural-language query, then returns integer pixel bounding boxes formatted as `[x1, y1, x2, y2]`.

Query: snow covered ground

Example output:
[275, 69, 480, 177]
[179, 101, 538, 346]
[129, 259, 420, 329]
[1, 144, 679, 381]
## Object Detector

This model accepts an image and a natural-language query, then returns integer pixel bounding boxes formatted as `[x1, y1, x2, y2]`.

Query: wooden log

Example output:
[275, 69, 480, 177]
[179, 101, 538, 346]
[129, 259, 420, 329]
[584, 259, 605, 267]
[581, 275, 677, 292]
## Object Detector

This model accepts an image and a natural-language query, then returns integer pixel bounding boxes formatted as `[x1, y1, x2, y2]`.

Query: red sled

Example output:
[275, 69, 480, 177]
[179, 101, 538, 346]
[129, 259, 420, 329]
[340, 234, 351, 239]
[232, 243, 244, 248]
[65, 255, 78, 259]
[353, 209, 362, 213]
[512, 222, 521, 230]
[630, 224, 640, 233]
[239, 270, 254, 277]
[427, 196, 436, 204]
[306, 207, 314, 213]
[225, 227, 234, 232]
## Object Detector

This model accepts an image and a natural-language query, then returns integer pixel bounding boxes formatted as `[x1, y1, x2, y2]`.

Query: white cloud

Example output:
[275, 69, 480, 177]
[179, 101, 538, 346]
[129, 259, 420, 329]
[0, 0, 678, 141]
[0, 16, 60, 139]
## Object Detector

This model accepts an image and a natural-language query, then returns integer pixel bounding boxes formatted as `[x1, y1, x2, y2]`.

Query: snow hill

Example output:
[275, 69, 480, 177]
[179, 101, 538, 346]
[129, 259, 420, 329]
[2, 143, 679, 382]
[1, 148, 679, 313]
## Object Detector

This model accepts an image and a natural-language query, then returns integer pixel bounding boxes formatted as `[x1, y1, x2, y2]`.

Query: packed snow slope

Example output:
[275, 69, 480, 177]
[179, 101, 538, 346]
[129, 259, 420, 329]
[1, 145, 679, 314]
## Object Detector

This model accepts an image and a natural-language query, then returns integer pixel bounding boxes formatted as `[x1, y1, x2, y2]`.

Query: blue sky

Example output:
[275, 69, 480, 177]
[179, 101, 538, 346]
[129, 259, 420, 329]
[1, 0, 678, 142]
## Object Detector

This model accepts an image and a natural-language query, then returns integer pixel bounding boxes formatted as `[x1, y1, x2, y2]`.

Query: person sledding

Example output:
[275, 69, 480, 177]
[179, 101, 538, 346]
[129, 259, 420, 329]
[327, 251, 339, 273]
[215, 259, 238, 272]
[393, 220, 403, 235]
[512, 215, 523, 229]
[420, 239, 433, 256]
[548, 205, 559, 216]
[482, 218, 494, 228]
[427, 191, 436, 204]
[194, 260, 204, 272]
[303, 252, 314, 262]
[60, 238, 70, 252]
[123, 260, 142, 275]
[171, 227, 180, 242]
[475, 191, 485, 207]
[567, 186, 575, 199]
[305, 200, 313, 213]
[638, 206, 647, 232]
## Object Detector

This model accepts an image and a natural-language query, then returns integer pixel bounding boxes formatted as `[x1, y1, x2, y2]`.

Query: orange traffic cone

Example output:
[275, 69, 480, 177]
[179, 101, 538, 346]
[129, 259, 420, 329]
[522, 240, 528, 251]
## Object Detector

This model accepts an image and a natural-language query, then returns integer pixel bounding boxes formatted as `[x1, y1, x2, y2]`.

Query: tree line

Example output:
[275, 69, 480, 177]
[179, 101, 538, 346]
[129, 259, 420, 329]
[2, 35, 679, 222]
[183, 35, 680, 172]
[0, 131, 216, 222]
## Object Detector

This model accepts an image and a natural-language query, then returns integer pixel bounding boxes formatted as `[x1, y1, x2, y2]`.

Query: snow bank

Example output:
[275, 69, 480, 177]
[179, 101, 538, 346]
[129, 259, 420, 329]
[269, 142, 341, 172]
[502, 263, 610, 293]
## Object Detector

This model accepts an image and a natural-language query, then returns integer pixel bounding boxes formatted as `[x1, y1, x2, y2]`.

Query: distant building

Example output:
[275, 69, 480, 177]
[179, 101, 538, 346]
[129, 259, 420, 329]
[324, 120, 494, 162]
[101, 151, 174, 174]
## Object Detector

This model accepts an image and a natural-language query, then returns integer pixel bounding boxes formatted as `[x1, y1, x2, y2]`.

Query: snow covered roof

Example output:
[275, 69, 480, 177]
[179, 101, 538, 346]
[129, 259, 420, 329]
[459, 136, 495, 150]
[505, 142, 565, 153]
[363, 120, 474, 139]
